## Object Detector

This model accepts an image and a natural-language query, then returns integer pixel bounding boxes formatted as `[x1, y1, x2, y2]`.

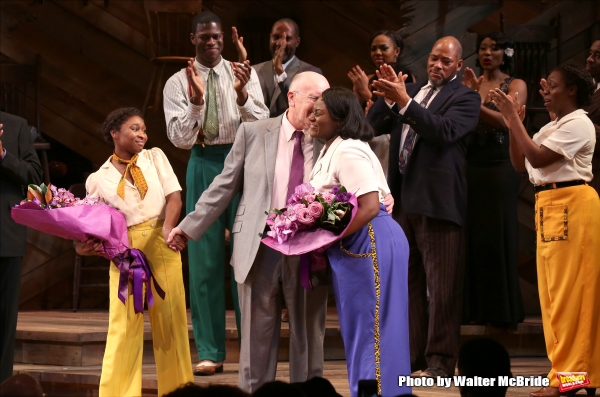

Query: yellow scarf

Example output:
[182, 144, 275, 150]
[112, 152, 148, 200]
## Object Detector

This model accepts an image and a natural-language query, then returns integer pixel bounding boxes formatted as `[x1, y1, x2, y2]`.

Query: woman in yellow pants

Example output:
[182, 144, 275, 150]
[494, 65, 599, 397]
[76, 107, 194, 396]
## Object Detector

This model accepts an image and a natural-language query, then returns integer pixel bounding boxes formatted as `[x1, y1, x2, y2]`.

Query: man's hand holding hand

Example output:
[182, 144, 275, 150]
[167, 227, 191, 253]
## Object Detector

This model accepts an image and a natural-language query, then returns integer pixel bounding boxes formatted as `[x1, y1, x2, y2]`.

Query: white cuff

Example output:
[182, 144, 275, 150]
[398, 98, 412, 115]
[276, 71, 288, 83]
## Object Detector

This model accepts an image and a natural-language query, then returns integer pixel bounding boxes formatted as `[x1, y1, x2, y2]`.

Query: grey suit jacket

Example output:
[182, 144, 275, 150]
[253, 57, 322, 118]
[179, 114, 323, 283]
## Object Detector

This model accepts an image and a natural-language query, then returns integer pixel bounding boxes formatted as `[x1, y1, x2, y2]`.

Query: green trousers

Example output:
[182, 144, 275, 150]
[186, 144, 241, 363]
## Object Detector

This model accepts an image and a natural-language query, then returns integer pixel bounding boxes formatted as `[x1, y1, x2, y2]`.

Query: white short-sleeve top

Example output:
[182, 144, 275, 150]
[86, 148, 182, 227]
[525, 109, 595, 185]
[309, 136, 390, 202]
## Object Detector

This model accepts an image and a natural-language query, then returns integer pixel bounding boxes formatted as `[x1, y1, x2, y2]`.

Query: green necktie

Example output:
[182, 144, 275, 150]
[203, 69, 219, 141]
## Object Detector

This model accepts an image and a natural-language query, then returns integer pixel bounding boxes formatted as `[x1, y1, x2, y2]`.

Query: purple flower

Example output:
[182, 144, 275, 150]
[335, 192, 352, 203]
[331, 186, 340, 195]
[266, 211, 300, 244]
[294, 182, 315, 196]
[307, 202, 323, 218]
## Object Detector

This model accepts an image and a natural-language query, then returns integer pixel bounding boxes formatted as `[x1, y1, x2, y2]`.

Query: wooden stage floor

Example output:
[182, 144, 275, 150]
[14, 310, 551, 397]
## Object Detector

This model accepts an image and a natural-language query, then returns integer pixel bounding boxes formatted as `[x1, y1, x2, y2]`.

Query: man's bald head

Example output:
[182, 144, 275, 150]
[434, 36, 463, 59]
[287, 71, 330, 130]
[289, 71, 329, 93]
[427, 36, 464, 87]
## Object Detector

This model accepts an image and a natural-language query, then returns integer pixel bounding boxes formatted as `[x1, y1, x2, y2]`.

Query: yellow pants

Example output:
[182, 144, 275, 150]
[535, 185, 600, 388]
[99, 220, 194, 397]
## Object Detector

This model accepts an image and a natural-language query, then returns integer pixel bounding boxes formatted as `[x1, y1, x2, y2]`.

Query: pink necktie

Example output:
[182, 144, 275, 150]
[286, 130, 305, 202]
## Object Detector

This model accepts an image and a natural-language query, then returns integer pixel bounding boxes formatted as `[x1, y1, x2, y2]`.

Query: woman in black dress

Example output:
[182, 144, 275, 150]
[461, 32, 527, 329]
[348, 30, 414, 177]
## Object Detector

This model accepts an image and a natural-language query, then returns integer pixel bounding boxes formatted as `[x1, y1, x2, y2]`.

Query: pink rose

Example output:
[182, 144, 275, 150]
[307, 202, 323, 218]
[296, 207, 316, 225]
[322, 193, 336, 205]
[292, 203, 306, 216]
[304, 194, 316, 203]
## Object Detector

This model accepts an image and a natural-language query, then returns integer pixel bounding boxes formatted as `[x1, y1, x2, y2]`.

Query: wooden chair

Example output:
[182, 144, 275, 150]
[501, 12, 561, 134]
[69, 183, 109, 312]
[142, 0, 203, 115]
[0, 55, 51, 185]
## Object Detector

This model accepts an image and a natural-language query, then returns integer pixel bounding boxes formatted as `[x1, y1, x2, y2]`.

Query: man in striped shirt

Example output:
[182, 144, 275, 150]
[163, 10, 269, 376]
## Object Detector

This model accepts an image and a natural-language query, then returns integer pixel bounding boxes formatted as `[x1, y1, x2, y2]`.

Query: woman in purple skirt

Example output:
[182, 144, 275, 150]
[308, 87, 411, 397]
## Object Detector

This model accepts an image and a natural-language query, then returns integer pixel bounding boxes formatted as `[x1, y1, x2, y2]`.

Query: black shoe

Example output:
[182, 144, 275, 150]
[421, 367, 449, 378]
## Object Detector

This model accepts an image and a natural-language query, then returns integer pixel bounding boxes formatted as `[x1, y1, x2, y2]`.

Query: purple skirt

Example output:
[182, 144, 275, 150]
[327, 205, 411, 397]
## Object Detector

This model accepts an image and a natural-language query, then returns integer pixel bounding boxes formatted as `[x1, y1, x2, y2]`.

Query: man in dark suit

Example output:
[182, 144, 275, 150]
[252, 18, 322, 117]
[584, 39, 600, 194]
[368, 36, 480, 378]
[0, 111, 42, 382]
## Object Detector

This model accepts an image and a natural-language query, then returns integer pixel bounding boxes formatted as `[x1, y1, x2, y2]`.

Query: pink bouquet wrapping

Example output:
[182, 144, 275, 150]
[261, 183, 358, 289]
[11, 184, 164, 314]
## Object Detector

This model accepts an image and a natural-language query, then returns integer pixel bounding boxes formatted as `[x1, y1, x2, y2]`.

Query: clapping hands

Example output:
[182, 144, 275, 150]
[231, 27, 247, 63]
[491, 89, 525, 126]
[461, 67, 483, 92]
[348, 65, 371, 104]
[371, 64, 410, 106]
[186, 58, 205, 106]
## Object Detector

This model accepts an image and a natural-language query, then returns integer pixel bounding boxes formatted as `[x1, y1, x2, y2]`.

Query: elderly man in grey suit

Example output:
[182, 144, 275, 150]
[234, 18, 322, 117]
[168, 71, 330, 392]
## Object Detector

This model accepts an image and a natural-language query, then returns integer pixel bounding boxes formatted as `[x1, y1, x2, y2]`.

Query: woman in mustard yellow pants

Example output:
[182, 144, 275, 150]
[494, 65, 599, 397]
[76, 108, 194, 396]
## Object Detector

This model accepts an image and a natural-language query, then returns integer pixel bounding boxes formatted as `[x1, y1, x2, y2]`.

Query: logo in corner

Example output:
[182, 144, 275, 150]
[556, 372, 590, 392]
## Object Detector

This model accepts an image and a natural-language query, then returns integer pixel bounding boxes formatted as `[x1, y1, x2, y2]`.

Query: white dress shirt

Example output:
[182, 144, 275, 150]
[270, 111, 314, 209]
[163, 57, 269, 149]
[525, 109, 595, 184]
[309, 136, 390, 203]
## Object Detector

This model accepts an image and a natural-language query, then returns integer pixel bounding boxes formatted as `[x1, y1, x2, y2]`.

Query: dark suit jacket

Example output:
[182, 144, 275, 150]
[253, 57, 322, 118]
[367, 78, 480, 226]
[0, 111, 43, 257]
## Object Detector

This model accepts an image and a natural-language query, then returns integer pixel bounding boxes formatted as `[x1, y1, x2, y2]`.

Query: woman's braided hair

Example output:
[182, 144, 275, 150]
[553, 64, 595, 107]
[101, 107, 143, 147]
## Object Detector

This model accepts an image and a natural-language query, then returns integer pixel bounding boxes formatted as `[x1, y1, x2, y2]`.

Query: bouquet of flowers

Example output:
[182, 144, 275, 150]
[261, 183, 358, 289]
[12, 183, 164, 314]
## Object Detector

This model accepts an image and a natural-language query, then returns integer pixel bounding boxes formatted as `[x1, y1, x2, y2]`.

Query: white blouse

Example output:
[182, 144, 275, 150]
[309, 136, 390, 203]
[525, 109, 595, 185]
[86, 148, 182, 227]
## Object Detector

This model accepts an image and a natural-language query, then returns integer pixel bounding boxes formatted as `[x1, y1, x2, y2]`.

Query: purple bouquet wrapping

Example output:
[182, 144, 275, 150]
[261, 183, 358, 289]
[11, 184, 164, 314]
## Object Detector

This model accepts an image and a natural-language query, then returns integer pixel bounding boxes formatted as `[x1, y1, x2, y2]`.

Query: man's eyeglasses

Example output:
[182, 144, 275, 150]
[294, 91, 319, 102]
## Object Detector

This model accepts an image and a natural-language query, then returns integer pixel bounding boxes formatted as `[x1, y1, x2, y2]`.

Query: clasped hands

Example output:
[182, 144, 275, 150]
[371, 64, 411, 107]
[74, 227, 189, 257]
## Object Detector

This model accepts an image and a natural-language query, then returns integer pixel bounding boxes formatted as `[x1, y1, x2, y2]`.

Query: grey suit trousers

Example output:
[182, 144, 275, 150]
[237, 244, 328, 393]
